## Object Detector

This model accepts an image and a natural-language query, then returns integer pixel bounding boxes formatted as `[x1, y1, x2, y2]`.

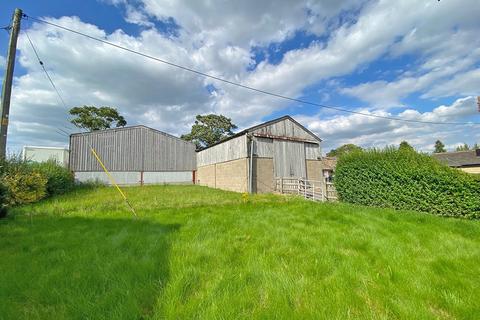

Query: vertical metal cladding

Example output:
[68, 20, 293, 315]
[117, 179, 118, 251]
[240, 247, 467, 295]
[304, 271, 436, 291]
[69, 126, 196, 172]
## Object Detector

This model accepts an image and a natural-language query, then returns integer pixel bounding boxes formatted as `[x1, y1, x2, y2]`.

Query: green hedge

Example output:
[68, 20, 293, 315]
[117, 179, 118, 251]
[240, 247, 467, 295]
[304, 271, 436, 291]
[30, 160, 75, 196]
[2, 169, 47, 206]
[335, 147, 480, 219]
[0, 182, 7, 218]
[0, 156, 76, 216]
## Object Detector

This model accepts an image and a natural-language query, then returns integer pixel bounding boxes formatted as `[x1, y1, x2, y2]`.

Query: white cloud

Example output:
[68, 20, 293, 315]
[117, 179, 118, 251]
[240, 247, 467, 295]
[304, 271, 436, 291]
[423, 68, 480, 98]
[0, 55, 5, 70]
[297, 96, 480, 153]
[6, 0, 480, 154]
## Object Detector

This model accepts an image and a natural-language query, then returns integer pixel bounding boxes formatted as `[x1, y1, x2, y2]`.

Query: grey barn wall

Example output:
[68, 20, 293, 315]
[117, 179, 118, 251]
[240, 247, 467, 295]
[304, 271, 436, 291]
[254, 137, 321, 160]
[196, 117, 323, 193]
[70, 126, 196, 172]
[250, 117, 319, 142]
[196, 135, 248, 167]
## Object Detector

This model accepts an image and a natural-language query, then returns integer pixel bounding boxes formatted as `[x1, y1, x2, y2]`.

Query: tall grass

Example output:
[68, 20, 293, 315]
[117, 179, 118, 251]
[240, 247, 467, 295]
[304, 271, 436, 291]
[1, 185, 479, 319]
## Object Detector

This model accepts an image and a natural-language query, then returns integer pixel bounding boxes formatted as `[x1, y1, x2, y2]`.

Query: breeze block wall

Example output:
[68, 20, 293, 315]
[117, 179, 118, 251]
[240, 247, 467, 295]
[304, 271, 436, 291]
[196, 158, 248, 193]
[253, 158, 274, 193]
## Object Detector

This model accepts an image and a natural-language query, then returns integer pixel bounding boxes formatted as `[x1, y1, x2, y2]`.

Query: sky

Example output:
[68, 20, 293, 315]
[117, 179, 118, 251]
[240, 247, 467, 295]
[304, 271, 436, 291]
[0, 0, 479, 154]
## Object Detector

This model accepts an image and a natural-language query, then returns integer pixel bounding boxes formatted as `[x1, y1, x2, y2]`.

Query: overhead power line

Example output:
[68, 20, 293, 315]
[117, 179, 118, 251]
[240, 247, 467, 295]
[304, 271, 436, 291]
[23, 29, 68, 109]
[23, 27, 79, 136]
[22, 14, 480, 126]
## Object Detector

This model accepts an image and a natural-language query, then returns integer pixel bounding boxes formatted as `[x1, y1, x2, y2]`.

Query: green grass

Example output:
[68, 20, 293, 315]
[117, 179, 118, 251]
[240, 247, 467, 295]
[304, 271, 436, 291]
[1, 185, 479, 319]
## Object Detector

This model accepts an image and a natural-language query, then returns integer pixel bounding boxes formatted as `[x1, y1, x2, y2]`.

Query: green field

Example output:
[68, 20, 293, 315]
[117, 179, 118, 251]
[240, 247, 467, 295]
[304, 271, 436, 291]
[1, 185, 479, 319]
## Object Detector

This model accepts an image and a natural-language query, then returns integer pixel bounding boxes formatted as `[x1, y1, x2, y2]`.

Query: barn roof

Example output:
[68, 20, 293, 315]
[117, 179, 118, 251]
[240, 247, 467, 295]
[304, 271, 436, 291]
[70, 125, 193, 145]
[199, 115, 322, 151]
[432, 149, 480, 167]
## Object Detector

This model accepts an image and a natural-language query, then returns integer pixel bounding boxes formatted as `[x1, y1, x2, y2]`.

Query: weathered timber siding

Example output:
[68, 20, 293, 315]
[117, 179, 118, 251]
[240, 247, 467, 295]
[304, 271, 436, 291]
[253, 137, 273, 157]
[253, 158, 274, 193]
[273, 140, 306, 178]
[196, 135, 247, 167]
[70, 126, 195, 172]
[251, 118, 318, 142]
[305, 142, 321, 160]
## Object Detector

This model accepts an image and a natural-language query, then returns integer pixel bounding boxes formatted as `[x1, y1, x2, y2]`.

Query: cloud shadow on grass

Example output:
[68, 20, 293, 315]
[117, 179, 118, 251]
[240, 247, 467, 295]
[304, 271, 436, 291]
[0, 215, 180, 319]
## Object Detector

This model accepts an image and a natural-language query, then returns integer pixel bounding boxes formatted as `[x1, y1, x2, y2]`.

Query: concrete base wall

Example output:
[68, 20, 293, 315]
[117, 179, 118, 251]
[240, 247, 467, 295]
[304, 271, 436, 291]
[306, 160, 323, 181]
[196, 164, 216, 188]
[460, 166, 480, 174]
[253, 157, 274, 193]
[74, 171, 193, 185]
[197, 158, 248, 193]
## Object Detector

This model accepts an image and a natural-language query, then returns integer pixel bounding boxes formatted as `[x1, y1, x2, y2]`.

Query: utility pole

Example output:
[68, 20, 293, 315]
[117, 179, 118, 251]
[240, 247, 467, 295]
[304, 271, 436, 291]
[0, 8, 22, 158]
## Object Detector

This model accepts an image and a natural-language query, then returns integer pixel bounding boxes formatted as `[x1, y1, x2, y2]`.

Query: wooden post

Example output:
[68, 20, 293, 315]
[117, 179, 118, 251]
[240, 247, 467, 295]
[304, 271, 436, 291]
[0, 8, 22, 158]
[312, 183, 315, 201]
[280, 177, 283, 194]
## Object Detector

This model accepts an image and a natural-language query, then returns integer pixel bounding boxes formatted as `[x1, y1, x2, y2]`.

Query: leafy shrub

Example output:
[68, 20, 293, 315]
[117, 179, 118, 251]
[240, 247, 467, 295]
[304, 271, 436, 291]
[2, 169, 47, 206]
[0, 182, 7, 218]
[335, 147, 480, 219]
[30, 160, 75, 196]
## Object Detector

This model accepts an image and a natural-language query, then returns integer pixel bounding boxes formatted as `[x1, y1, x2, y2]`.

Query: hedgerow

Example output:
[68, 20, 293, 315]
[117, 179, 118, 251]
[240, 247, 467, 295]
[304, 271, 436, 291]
[0, 156, 77, 217]
[334, 147, 480, 219]
[30, 160, 75, 196]
[0, 182, 7, 218]
[2, 169, 47, 206]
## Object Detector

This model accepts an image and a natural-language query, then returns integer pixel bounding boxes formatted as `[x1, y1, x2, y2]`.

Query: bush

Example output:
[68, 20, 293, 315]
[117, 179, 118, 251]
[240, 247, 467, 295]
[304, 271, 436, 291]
[0, 182, 7, 218]
[335, 147, 480, 219]
[2, 169, 47, 206]
[30, 160, 75, 196]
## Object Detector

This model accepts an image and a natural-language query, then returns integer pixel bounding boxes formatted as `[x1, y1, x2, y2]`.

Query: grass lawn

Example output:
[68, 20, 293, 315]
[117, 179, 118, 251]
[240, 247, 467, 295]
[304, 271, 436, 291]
[1, 185, 479, 319]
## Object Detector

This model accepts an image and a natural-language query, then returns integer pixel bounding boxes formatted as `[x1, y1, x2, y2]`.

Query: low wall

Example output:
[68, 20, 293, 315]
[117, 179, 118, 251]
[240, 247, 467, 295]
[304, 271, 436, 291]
[197, 158, 248, 193]
[74, 171, 193, 185]
[460, 166, 480, 174]
[306, 160, 323, 181]
[253, 157, 274, 193]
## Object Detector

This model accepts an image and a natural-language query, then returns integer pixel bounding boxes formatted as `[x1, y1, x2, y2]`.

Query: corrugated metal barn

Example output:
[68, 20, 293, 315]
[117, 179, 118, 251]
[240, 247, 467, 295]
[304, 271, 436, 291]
[196, 116, 323, 193]
[69, 126, 196, 185]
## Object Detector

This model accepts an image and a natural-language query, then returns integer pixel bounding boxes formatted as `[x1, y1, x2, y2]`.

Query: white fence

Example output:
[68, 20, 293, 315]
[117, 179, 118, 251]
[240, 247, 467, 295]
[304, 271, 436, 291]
[274, 177, 337, 202]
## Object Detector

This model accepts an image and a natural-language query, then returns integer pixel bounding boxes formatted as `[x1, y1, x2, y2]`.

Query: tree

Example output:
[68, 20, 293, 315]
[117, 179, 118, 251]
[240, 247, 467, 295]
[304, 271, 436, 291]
[455, 143, 470, 151]
[433, 140, 446, 153]
[181, 114, 237, 149]
[69, 106, 127, 131]
[399, 140, 414, 151]
[473, 143, 479, 150]
[327, 144, 363, 157]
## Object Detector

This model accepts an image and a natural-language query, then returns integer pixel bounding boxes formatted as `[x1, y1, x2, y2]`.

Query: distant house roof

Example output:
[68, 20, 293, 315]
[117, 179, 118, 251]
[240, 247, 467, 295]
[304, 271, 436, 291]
[322, 157, 337, 170]
[198, 115, 322, 151]
[432, 149, 480, 167]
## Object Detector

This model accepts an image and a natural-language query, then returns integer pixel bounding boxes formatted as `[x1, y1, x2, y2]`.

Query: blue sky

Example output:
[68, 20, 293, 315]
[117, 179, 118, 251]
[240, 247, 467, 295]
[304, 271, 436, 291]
[1, 0, 479, 153]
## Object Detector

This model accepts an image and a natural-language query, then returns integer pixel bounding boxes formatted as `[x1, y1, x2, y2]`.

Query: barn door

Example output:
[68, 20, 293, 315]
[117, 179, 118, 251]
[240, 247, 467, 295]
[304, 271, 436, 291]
[273, 140, 306, 178]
